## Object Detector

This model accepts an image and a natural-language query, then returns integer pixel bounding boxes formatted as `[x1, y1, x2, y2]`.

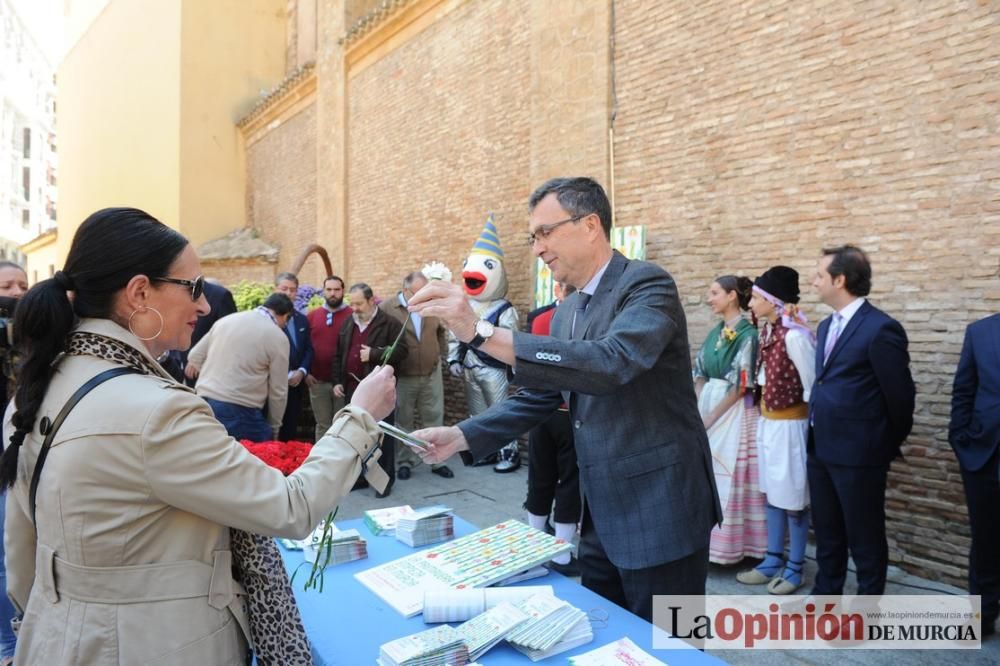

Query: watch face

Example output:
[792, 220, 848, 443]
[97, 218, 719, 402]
[475, 320, 495, 338]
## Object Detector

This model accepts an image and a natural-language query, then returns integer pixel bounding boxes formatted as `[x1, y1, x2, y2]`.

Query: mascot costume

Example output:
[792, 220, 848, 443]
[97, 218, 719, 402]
[448, 215, 521, 473]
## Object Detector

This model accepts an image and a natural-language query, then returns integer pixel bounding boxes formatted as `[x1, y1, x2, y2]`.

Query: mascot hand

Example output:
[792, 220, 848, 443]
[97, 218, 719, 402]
[449, 362, 464, 378]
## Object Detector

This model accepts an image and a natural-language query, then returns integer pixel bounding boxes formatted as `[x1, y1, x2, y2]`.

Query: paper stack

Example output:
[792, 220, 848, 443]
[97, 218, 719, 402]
[506, 593, 593, 661]
[568, 637, 667, 666]
[303, 526, 368, 566]
[455, 602, 531, 661]
[364, 505, 416, 536]
[395, 506, 455, 547]
[422, 586, 554, 624]
[378, 625, 470, 666]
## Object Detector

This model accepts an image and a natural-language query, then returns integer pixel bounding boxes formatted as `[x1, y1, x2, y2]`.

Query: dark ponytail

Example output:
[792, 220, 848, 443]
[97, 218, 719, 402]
[716, 275, 753, 311]
[0, 208, 188, 489]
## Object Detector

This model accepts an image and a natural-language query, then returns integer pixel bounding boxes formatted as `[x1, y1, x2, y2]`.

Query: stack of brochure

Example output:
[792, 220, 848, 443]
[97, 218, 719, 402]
[378, 625, 470, 666]
[395, 506, 455, 547]
[303, 526, 368, 566]
[364, 505, 416, 536]
[506, 593, 593, 661]
[568, 637, 667, 665]
[455, 602, 531, 661]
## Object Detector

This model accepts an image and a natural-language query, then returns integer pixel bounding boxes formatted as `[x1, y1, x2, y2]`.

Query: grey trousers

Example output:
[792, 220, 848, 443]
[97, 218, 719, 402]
[308, 381, 344, 442]
[395, 364, 445, 469]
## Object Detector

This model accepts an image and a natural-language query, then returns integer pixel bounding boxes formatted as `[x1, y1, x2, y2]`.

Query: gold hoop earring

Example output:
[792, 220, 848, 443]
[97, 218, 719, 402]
[128, 306, 164, 341]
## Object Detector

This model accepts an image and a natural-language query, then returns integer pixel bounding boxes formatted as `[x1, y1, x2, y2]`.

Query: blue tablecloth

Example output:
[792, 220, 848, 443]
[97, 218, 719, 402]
[278, 516, 722, 665]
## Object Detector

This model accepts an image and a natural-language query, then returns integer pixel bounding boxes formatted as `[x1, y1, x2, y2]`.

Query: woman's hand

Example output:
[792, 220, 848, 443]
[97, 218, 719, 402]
[350, 365, 396, 421]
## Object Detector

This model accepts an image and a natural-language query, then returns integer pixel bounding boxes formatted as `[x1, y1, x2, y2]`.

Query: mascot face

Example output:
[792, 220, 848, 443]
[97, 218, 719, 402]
[462, 253, 507, 302]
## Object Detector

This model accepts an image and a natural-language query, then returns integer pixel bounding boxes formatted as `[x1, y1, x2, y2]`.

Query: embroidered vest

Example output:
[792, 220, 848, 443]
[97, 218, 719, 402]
[759, 321, 805, 412]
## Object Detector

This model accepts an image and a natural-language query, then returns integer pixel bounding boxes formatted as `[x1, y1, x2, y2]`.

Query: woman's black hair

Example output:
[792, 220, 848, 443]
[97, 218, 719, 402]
[716, 275, 753, 311]
[0, 208, 188, 489]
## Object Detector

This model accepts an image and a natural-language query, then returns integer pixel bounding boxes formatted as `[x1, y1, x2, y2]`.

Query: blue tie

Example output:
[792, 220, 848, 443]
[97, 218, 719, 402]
[571, 293, 592, 337]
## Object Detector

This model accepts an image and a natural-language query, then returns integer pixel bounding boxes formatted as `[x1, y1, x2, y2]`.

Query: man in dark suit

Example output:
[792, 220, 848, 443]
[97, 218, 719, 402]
[333, 283, 408, 498]
[275, 272, 315, 441]
[949, 313, 1000, 637]
[408, 177, 721, 621]
[808, 245, 915, 595]
[169, 279, 237, 385]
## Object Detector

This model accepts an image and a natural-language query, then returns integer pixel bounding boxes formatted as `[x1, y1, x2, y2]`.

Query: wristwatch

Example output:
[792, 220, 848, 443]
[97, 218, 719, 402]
[468, 319, 495, 349]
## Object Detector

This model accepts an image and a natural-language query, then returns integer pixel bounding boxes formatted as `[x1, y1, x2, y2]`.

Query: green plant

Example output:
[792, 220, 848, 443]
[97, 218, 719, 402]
[231, 280, 272, 312]
[306, 294, 325, 312]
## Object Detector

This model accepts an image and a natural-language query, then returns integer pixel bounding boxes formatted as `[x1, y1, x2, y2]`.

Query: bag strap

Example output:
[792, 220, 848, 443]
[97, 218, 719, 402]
[29, 367, 140, 526]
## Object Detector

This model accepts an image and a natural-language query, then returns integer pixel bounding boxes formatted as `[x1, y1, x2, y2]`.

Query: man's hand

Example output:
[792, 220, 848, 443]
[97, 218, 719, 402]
[333, 384, 345, 398]
[407, 281, 479, 343]
[288, 369, 305, 387]
[360, 345, 371, 363]
[184, 363, 200, 380]
[305, 374, 318, 388]
[411, 426, 470, 464]
[350, 365, 396, 421]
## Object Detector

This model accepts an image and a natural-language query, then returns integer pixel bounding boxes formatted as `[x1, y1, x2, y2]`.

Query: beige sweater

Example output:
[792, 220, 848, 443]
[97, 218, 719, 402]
[188, 309, 290, 431]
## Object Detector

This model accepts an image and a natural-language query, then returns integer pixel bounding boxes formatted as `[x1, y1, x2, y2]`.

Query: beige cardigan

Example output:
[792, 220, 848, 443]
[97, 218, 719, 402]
[3, 318, 379, 664]
[187, 308, 290, 432]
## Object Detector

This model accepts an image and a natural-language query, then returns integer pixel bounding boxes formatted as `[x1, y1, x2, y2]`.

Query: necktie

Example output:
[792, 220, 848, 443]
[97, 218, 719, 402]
[823, 313, 842, 365]
[571, 293, 592, 337]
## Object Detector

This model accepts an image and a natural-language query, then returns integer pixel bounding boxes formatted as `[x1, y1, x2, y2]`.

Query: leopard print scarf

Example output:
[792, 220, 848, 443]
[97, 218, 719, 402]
[67, 332, 314, 666]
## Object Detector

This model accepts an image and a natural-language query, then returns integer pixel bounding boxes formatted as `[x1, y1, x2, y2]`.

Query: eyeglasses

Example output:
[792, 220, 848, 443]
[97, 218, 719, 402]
[152, 275, 205, 301]
[527, 214, 587, 246]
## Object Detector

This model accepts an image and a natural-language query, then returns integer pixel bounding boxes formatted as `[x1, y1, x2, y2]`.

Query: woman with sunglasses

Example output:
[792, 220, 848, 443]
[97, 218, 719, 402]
[0, 208, 396, 664]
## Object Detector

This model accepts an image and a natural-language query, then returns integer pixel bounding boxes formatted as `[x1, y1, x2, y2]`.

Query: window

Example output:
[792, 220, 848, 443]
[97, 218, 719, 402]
[22, 128, 30, 158]
[21, 209, 29, 228]
[22, 167, 30, 201]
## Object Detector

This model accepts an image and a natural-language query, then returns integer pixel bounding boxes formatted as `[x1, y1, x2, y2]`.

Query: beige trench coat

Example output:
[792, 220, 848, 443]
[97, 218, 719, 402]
[3, 318, 381, 664]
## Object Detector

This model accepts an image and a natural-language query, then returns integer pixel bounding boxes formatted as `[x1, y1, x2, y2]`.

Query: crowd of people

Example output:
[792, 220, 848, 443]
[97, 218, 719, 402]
[0, 176, 993, 663]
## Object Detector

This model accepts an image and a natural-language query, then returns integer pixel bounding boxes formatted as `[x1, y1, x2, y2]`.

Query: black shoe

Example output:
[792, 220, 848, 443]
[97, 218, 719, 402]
[472, 452, 498, 467]
[431, 465, 454, 479]
[375, 484, 392, 499]
[397, 465, 411, 480]
[545, 558, 580, 577]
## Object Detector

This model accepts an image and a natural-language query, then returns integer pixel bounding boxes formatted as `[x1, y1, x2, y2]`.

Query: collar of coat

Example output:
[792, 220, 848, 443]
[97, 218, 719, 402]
[72, 318, 181, 384]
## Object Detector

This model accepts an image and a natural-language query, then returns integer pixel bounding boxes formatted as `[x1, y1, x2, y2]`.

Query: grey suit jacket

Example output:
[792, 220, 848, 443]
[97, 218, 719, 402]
[460, 251, 722, 569]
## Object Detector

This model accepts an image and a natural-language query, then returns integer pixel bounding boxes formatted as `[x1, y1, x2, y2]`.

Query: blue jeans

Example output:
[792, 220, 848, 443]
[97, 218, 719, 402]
[204, 398, 273, 442]
[0, 495, 17, 658]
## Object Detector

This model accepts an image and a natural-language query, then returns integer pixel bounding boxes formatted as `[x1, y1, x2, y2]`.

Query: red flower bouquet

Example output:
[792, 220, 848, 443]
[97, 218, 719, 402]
[240, 440, 312, 476]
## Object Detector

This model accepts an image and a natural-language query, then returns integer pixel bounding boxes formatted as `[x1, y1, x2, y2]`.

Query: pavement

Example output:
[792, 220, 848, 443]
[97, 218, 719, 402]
[336, 458, 999, 665]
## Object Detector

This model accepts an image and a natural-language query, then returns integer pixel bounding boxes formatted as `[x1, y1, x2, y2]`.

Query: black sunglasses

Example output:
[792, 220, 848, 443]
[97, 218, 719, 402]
[152, 275, 205, 301]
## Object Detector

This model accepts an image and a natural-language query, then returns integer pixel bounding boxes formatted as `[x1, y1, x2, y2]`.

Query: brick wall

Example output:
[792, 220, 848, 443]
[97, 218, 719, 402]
[245, 102, 326, 288]
[343, 0, 536, 426]
[612, 0, 999, 585]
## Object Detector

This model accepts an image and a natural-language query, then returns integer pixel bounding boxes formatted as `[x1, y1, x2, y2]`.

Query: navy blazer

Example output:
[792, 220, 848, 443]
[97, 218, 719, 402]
[810, 300, 915, 467]
[460, 251, 721, 570]
[285, 310, 314, 375]
[949, 313, 1000, 472]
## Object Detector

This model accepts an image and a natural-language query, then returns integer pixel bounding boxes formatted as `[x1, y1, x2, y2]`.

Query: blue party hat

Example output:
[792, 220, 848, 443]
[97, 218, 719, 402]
[470, 213, 504, 261]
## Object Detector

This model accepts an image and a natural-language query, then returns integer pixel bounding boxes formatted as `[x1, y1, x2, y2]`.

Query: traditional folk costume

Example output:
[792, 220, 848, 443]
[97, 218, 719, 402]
[737, 266, 816, 595]
[694, 318, 767, 564]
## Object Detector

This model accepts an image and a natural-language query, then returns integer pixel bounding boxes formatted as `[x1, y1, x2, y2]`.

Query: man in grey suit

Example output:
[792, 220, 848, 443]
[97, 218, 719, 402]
[409, 177, 721, 621]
